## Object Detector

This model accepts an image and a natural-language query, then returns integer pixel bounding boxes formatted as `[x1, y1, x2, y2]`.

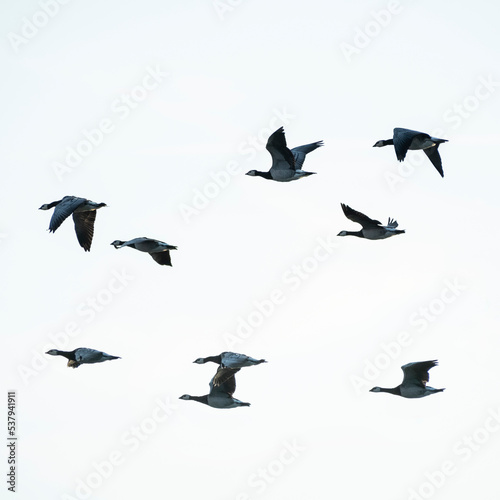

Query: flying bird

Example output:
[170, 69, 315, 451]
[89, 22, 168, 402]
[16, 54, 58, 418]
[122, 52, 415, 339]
[337, 203, 405, 240]
[179, 366, 250, 409]
[193, 351, 267, 368]
[370, 360, 445, 398]
[373, 127, 448, 177]
[46, 348, 121, 368]
[193, 351, 267, 385]
[246, 126, 323, 182]
[111, 237, 177, 266]
[39, 196, 107, 251]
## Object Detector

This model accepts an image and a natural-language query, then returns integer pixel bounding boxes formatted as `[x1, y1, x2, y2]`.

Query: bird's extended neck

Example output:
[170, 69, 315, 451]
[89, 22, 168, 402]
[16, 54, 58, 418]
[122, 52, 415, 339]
[342, 230, 364, 238]
[41, 200, 63, 209]
[254, 171, 273, 179]
[378, 386, 401, 395]
[190, 395, 209, 405]
[53, 350, 76, 360]
[203, 355, 222, 364]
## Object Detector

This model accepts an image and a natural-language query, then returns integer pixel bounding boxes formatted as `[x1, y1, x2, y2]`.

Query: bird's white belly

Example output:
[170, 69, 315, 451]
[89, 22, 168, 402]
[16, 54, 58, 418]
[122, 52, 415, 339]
[409, 138, 435, 150]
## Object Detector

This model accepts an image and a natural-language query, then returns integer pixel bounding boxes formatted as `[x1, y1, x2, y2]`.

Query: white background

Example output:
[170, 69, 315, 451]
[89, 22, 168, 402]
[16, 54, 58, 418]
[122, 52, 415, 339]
[2, 1, 500, 499]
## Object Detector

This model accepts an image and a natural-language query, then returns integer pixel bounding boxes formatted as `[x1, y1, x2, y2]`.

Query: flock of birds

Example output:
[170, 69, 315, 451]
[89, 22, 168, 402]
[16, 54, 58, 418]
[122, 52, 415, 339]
[41, 125, 447, 405]
[39, 196, 177, 263]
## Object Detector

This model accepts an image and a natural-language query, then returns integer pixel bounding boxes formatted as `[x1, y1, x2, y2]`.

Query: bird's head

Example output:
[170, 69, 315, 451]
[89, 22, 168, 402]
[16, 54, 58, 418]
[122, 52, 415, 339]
[179, 394, 192, 400]
[337, 231, 348, 237]
[45, 349, 59, 356]
[110, 240, 124, 248]
[245, 170, 257, 176]
[193, 358, 205, 364]
[372, 140, 385, 148]
[39, 204, 51, 210]
[369, 387, 382, 393]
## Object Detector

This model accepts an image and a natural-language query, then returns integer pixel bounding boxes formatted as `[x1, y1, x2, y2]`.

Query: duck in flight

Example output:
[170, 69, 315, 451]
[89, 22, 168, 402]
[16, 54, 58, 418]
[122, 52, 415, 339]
[193, 351, 267, 385]
[337, 203, 405, 240]
[373, 127, 447, 177]
[46, 348, 120, 368]
[39, 196, 107, 251]
[370, 360, 445, 398]
[111, 237, 177, 266]
[246, 126, 323, 181]
[179, 367, 250, 409]
[193, 351, 267, 368]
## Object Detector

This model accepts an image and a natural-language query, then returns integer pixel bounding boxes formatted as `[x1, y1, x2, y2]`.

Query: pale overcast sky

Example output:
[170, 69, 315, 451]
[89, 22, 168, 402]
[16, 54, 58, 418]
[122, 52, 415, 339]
[2, 1, 500, 499]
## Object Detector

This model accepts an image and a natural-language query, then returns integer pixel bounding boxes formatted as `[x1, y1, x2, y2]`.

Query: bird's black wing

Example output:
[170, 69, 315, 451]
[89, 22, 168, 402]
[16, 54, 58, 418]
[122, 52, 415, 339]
[150, 251, 172, 266]
[341, 203, 381, 228]
[266, 127, 295, 172]
[423, 146, 444, 177]
[210, 367, 240, 396]
[291, 140, 323, 170]
[49, 196, 85, 232]
[401, 360, 438, 387]
[393, 128, 428, 162]
[72, 210, 96, 251]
